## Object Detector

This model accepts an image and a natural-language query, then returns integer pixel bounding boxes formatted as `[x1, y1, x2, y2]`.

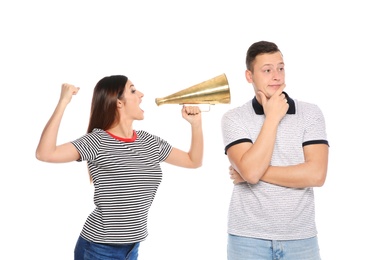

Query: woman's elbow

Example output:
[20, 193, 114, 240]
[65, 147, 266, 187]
[35, 150, 45, 162]
[191, 160, 203, 169]
[35, 149, 57, 163]
[35, 151, 50, 162]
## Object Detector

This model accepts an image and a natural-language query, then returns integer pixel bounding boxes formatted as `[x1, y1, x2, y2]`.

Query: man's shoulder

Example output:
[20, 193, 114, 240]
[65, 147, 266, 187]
[294, 99, 321, 111]
[223, 100, 253, 116]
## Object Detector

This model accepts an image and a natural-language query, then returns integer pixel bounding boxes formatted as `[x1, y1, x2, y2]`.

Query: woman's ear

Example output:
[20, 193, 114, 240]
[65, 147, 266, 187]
[117, 99, 123, 109]
[245, 70, 253, 83]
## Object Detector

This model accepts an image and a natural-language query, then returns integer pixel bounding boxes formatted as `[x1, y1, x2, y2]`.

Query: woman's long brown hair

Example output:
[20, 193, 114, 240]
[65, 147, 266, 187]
[86, 75, 128, 182]
[87, 75, 128, 133]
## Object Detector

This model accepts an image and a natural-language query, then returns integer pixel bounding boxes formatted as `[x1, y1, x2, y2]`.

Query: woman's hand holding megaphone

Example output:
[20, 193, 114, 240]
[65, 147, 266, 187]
[181, 105, 202, 127]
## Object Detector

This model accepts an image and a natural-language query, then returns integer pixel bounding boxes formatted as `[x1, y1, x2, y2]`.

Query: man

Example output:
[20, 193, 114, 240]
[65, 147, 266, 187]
[221, 41, 329, 260]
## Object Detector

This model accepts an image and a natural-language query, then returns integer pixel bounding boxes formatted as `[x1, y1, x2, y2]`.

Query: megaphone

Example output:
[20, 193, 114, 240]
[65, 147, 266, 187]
[155, 73, 231, 109]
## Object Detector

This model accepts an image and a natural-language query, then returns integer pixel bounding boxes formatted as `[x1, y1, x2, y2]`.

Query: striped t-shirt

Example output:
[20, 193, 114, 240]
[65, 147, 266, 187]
[72, 128, 172, 244]
[221, 94, 329, 240]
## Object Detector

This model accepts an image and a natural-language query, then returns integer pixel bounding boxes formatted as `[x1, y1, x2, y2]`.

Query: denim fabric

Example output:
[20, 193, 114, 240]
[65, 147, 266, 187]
[227, 234, 321, 260]
[74, 236, 140, 260]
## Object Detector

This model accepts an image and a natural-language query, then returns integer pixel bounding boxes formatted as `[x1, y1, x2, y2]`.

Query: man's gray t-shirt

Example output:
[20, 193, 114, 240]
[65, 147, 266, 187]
[221, 95, 328, 240]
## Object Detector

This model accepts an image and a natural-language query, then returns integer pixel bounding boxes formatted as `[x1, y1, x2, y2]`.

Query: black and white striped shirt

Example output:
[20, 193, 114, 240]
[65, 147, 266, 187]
[72, 128, 172, 244]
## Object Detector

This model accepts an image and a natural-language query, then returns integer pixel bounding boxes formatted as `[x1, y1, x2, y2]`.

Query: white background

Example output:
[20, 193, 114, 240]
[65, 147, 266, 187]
[1, 1, 368, 259]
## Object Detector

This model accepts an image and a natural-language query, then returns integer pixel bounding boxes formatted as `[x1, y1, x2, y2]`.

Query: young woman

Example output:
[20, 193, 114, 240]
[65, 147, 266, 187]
[36, 75, 203, 260]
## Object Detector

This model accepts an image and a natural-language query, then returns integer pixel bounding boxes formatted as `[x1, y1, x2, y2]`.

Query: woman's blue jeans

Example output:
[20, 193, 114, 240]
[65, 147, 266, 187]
[228, 234, 321, 260]
[74, 236, 140, 260]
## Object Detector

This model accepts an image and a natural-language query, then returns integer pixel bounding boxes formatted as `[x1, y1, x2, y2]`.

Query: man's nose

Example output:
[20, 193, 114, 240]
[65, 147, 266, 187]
[272, 70, 282, 80]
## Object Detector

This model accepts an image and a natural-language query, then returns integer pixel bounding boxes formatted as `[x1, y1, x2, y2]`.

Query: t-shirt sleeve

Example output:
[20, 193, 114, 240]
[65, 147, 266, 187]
[149, 133, 173, 162]
[221, 110, 252, 154]
[71, 130, 101, 162]
[302, 104, 329, 146]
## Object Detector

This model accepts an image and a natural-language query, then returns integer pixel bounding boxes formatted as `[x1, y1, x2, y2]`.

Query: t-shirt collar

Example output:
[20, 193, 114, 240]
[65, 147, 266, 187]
[252, 91, 296, 115]
[106, 130, 137, 142]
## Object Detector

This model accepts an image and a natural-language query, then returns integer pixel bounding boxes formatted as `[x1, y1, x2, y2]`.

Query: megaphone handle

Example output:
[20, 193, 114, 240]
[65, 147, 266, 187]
[182, 104, 211, 112]
[201, 105, 211, 112]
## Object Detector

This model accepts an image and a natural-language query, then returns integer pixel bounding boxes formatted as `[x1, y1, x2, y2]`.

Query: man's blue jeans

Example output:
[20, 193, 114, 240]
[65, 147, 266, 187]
[228, 234, 321, 260]
[74, 236, 140, 260]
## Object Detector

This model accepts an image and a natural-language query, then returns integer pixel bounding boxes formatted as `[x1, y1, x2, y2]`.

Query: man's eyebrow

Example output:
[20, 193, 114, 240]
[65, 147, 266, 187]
[262, 62, 284, 67]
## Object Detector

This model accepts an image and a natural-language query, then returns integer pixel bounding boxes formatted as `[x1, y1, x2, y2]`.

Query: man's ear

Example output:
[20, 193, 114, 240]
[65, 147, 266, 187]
[245, 70, 253, 83]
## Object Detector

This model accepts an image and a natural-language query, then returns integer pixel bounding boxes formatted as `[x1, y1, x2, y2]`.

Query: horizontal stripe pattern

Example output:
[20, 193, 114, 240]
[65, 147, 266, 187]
[72, 129, 172, 244]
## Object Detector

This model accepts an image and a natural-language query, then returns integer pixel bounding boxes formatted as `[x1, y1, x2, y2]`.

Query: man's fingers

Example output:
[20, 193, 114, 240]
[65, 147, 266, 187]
[257, 91, 267, 106]
[275, 83, 286, 97]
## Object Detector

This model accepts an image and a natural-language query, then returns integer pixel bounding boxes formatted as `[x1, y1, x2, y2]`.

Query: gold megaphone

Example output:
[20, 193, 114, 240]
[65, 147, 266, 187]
[155, 73, 231, 107]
